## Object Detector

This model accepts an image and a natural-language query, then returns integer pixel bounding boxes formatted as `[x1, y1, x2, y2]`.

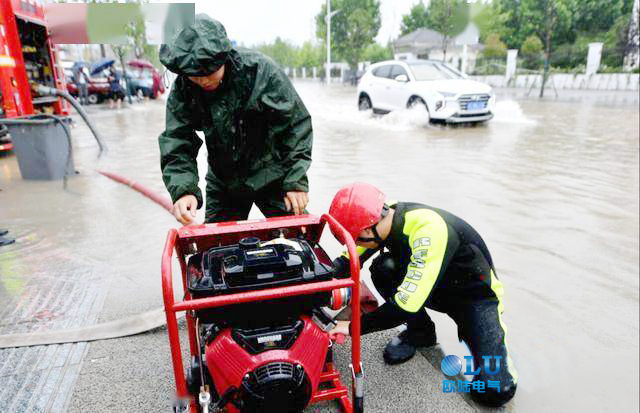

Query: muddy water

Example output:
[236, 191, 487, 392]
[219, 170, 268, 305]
[1, 83, 638, 412]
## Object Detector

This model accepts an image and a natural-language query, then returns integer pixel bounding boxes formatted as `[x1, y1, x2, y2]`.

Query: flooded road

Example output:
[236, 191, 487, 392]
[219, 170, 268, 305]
[300, 83, 639, 412]
[299, 83, 639, 413]
[0, 82, 638, 412]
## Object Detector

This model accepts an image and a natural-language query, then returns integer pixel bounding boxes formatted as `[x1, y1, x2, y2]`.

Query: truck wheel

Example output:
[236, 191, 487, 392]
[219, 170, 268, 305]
[88, 94, 99, 105]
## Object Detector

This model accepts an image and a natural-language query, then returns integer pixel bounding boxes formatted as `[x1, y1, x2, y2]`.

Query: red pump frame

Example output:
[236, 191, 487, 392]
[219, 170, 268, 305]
[161, 214, 363, 413]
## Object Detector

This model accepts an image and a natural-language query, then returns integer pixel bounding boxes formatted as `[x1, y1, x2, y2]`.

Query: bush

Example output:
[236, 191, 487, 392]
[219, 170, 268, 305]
[520, 35, 544, 70]
[521, 35, 543, 55]
[548, 64, 586, 74]
[598, 64, 625, 73]
[549, 41, 588, 68]
[482, 33, 507, 58]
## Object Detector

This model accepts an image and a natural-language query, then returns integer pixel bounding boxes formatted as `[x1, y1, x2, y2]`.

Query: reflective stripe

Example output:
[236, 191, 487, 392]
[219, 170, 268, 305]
[342, 246, 369, 260]
[394, 209, 448, 312]
[0, 55, 15, 67]
[489, 270, 518, 383]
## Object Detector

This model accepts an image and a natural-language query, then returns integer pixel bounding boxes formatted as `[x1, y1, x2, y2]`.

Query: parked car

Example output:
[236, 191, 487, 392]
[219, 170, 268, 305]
[126, 59, 165, 99]
[65, 68, 111, 104]
[357, 59, 495, 123]
[0, 123, 12, 153]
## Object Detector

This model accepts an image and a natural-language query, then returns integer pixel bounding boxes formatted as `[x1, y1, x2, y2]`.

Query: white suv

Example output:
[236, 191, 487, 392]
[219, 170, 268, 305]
[357, 59, 495, 123]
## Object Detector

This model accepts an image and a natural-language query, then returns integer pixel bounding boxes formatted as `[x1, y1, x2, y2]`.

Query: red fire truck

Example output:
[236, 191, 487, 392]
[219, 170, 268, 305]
[0, 0, 69, 152]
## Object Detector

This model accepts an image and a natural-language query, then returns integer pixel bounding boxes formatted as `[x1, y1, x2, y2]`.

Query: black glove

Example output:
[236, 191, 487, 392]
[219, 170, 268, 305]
[370, 251, 396, 278]
[332, 256, 351, 279]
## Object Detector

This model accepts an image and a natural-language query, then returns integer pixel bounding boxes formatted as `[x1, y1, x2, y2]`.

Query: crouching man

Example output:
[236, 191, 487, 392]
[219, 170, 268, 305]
[327, 182, 517, 407]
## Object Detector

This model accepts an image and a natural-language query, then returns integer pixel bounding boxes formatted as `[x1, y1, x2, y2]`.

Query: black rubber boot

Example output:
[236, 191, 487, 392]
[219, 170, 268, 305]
[471, 380, 517, 407]
[383, 327, 437, 365]
[0, 236, 15, 246]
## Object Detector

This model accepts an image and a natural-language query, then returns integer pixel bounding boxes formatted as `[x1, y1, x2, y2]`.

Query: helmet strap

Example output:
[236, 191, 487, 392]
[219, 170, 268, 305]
[356, 204, 390, 245]
[371, 224, 386, 245]
[357, 222, 386, 246]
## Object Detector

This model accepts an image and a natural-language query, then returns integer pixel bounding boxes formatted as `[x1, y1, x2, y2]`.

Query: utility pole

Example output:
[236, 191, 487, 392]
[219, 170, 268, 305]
[326, 0, 331, 84]
[325, 1, 341, 85]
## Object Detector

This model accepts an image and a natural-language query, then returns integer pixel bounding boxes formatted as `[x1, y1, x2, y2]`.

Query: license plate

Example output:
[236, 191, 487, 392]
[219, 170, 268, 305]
[467, 101, 485, 110]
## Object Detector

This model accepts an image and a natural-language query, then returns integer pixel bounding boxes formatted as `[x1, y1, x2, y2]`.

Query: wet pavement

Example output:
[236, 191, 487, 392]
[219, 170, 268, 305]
[0, 82, 638, 412]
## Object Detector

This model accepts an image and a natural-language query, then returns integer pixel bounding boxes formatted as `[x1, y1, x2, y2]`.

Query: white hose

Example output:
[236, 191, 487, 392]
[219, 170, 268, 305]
[0, 308, 183, 348]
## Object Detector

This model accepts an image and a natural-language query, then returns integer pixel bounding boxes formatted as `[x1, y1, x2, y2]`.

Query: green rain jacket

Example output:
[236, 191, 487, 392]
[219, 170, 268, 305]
[158, 15, 312, 209]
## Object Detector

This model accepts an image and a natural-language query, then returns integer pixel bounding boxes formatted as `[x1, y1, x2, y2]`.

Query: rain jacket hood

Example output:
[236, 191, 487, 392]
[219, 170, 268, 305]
[159, 14, 231, 76]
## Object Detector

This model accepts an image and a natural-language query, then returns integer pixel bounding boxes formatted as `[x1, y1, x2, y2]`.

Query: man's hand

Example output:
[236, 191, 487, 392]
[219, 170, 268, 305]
[173, 194, 198, 225]
[328, 320, 350, 337]
[284, 191, 309, 215]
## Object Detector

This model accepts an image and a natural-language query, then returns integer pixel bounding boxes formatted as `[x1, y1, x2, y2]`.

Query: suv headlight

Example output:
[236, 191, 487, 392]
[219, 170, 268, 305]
[437, 91, 456, 98]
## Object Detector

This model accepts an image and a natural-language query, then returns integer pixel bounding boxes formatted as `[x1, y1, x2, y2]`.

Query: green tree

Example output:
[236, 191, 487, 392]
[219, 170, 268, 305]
[298, 41, 325, 68]
[425, 0, 470, 61]
[471, 2, 508, 43]
[476, 0, 635, 77]
[110, 14, 145, 104]
[482, 33, 507, 58]
[491, 0, 524, 48]
[602, 12, 633, 67]
[399, 1, 429, 36]
[316, 0, 382, 68]
[505, 0, 573, 96]
[256, 37, 299, 68]
[361, 42, 393, 63]
[574, 0, 625, 33]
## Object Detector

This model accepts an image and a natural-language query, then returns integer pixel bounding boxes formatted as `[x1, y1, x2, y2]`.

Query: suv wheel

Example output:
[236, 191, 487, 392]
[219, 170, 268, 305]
[358, 95, 372, 111]
[407, 96, 428, 111]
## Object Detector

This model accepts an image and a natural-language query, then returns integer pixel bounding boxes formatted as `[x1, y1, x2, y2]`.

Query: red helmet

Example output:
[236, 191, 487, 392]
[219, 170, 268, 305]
[329, 182, 386, 244]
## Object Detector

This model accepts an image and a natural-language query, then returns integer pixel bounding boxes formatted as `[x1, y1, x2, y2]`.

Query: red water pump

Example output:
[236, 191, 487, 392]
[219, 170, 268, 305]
[162, 215, 367, 413]
[204, 315, 330, 412]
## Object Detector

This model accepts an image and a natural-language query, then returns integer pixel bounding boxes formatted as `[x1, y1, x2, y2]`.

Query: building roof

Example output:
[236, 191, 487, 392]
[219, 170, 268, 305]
[395, 28, 446, 49]
[394, 23, 480, 53]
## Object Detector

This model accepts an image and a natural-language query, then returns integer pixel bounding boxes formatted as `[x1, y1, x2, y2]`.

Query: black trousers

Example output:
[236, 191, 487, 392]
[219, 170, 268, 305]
[204, 176, 292, 223]
[370, 254, 518, 407]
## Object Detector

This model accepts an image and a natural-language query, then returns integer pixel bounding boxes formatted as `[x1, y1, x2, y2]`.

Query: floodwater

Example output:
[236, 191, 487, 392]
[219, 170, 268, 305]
[0, 82, 638, 413]
[299, 84, 639, 413]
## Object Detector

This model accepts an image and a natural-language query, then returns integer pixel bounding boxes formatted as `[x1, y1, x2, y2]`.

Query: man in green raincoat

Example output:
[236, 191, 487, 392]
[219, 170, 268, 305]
[158, 15, 312, 225]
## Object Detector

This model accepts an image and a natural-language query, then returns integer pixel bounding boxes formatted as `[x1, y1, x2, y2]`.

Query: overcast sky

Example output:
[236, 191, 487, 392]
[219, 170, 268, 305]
[156, 0, 421, 46]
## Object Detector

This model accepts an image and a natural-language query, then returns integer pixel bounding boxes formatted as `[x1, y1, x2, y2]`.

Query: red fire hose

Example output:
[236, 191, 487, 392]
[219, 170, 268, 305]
[97, 170, 174, 213]
[0, 171, 378, 349]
